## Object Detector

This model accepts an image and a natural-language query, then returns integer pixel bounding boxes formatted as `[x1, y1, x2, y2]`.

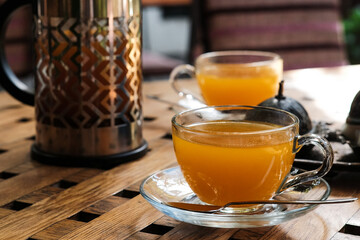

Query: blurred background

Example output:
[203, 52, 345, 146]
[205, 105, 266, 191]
[1, 0, 360, 82]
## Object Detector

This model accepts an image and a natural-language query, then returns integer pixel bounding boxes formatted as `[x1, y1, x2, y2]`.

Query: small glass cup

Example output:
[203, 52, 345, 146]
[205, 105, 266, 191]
[172, 105, 333, 212]
[169, 51, 283, 106]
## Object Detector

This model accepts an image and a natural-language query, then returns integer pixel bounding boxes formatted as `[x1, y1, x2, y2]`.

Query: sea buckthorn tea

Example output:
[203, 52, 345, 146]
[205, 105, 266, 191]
[172, 106, 334, 210]
[173, 120, 294, 206]
[170, 51, 282, 106]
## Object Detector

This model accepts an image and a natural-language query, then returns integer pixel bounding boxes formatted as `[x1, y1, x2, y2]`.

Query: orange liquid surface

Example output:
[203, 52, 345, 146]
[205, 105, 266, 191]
[196, 64, 280, 105]
[173, 121, 294, 206]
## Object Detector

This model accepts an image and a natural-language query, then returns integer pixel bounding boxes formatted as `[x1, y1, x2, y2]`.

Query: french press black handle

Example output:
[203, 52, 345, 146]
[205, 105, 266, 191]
[0, 0, 34, 106]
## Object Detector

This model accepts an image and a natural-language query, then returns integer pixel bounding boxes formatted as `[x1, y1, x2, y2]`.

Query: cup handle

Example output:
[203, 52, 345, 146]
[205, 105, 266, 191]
[169, 64, 205, 107]
[278, 134, 334, 193]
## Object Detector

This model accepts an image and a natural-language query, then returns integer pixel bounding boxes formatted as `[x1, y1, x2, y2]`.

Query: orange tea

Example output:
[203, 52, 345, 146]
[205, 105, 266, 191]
[196, 64, 280, 106]
[172, 106, 334, 210]
[169, 51, 283, 106]
[172, 120, 295, 206]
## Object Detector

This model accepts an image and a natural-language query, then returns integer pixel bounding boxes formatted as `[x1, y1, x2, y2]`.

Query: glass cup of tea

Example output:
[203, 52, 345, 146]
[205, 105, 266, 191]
[169, 51, 283, 106]
[171, 105, 333, 212]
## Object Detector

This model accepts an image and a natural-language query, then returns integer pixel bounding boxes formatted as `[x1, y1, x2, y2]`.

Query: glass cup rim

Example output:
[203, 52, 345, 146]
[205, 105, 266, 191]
[196, 50, 282, 67]
[171, 105, 299, 136]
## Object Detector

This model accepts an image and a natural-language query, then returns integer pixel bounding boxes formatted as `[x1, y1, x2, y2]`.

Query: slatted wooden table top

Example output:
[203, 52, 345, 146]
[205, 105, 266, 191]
[0, 65, 360, 240]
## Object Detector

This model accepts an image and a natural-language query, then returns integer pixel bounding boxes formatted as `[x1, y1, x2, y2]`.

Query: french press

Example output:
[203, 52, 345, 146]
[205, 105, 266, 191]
[0, 0, 148, 167]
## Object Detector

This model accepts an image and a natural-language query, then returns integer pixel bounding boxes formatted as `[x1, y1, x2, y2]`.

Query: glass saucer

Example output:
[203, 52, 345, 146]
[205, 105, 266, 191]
[140, 166, 331, 228]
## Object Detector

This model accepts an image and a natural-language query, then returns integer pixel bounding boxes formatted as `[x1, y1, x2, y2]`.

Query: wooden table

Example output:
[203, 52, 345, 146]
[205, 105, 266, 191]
[0, 65, 359, 239]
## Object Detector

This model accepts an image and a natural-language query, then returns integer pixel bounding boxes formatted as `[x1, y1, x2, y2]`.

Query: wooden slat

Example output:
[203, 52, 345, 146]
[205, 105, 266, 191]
[0, 208, 15, 219]
[0, 106, 33, 128]
[5, 159, 40, 175]
[17, 186, 63, 204]
[0, 100, 33, 137]
[0, 141, 33, 172]
[231, 227, 272, 240]
[0, 93, 23, 109]
[347, 209, 360, 227]
[331, 232, 360, 240]
[81, 196, 129, 215]
[32, 196, 132, 238]
[142, 82, 185, 142]
[158, 223, 237, 239]
[31, 219, 85, 240]
[126, 232, 160, 240]
[62, 168, 104, 183]
[59, 196, 164, 239]
[0, 165, 81, 206]
[0, 138, 175, 240]
[125, 179, 145, 192]
[154, 216, 181, 228]
[0, 137, 33, 151]
[0, 121, 35, 146]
